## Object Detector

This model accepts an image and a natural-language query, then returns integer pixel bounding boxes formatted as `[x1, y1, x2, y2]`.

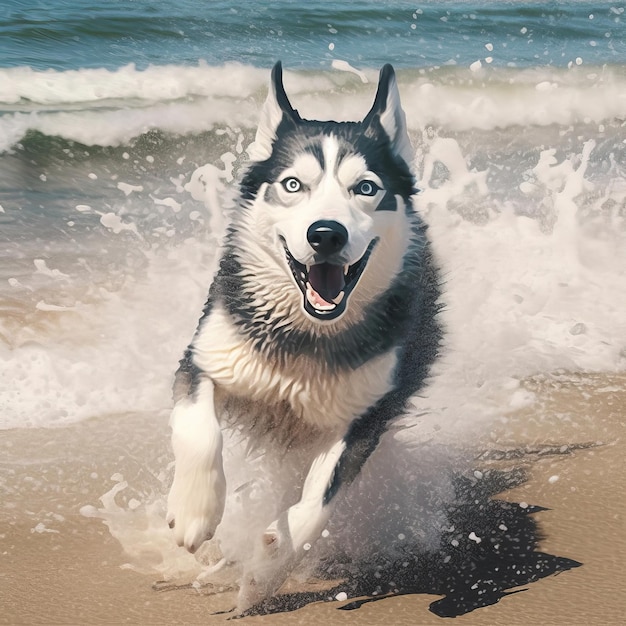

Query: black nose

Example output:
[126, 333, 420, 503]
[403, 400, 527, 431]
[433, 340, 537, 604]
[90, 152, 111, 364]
[306, 220, 349, 258]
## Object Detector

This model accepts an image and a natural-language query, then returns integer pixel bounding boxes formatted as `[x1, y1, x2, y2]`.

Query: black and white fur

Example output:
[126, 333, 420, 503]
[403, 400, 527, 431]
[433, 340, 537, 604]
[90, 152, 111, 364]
[166, 62, 442, 612]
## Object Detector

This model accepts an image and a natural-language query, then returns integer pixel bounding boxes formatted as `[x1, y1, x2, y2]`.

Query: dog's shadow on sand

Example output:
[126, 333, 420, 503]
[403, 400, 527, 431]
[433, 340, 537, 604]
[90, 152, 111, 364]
[243, 465, 581, 619]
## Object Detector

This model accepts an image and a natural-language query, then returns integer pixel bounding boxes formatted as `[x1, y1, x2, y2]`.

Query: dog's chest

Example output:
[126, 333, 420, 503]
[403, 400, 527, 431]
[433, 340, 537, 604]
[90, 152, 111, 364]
[193, 306, 398, 431]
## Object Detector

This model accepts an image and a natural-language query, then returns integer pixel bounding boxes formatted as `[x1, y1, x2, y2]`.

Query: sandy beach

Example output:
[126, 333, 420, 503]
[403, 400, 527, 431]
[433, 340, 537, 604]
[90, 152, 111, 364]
[2, 371, 624, 626]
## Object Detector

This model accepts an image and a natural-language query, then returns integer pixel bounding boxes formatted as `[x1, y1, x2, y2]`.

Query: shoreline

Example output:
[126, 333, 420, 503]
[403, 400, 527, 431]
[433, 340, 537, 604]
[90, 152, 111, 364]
[1, 372, 624, 625]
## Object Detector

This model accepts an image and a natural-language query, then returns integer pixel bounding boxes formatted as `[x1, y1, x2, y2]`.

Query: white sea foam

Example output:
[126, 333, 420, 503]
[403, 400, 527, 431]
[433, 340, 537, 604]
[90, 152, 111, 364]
[411, 137, 626, 436]
[0, 240, 216, 428]
[1, 63, 625, 152]
[0, 63, 270, 105]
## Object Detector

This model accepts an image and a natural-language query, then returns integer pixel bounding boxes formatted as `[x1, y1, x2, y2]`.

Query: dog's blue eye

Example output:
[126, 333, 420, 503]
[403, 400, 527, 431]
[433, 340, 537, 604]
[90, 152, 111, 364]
[354, 180, 380, 196]
[281, 177, 302, 193]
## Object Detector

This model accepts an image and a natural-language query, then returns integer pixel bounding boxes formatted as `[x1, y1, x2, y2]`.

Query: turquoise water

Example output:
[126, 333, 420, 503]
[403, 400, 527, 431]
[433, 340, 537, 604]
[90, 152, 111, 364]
[1, 1, 624, 70]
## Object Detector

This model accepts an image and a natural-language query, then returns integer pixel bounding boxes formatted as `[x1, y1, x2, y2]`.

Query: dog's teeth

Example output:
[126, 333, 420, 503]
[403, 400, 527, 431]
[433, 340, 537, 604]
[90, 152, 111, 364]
[332, 291, 345, 305]
[306, 284, 336, 311]
[344, 264, 349, 275]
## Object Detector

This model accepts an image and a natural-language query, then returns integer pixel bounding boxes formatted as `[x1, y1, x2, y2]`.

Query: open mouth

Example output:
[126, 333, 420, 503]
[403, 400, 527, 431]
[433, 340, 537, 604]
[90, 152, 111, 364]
[280, 237, 378, 321]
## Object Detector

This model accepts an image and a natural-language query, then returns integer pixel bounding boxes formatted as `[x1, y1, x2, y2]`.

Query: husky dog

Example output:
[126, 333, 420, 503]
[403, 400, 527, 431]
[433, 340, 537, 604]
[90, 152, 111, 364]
[166, 62, 442, 612]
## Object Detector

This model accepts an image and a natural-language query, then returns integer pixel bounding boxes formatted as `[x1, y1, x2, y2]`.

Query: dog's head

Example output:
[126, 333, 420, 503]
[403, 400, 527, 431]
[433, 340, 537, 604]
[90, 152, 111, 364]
[238, 62, 417, 325]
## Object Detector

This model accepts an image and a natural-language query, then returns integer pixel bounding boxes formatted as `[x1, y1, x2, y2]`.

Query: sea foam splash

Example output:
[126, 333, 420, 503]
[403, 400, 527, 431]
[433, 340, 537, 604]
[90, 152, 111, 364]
[1, 62, 625, 151]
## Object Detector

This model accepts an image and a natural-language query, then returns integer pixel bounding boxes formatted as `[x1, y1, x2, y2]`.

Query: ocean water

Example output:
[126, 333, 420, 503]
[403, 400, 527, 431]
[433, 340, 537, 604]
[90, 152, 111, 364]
[1, 0, 625, 608]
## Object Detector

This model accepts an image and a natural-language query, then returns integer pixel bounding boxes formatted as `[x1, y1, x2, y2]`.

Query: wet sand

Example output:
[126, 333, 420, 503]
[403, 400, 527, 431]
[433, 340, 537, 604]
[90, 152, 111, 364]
[1, 372, 624, 625]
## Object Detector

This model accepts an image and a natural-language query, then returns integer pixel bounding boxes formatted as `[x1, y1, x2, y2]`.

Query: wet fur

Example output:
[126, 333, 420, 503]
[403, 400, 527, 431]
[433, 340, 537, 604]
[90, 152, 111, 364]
[166, 62, 442, 612]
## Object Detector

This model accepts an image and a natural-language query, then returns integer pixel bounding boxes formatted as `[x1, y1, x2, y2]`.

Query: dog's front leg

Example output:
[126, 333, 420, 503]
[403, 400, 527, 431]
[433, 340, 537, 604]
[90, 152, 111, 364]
[237, 438, 346, 612]
[166, 376, 226, 553]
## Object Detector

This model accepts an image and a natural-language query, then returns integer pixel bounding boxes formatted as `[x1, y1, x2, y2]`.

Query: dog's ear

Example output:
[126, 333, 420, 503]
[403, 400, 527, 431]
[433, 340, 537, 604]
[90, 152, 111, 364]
[363, 65, 414, 166]
[248, 61, 300, 162]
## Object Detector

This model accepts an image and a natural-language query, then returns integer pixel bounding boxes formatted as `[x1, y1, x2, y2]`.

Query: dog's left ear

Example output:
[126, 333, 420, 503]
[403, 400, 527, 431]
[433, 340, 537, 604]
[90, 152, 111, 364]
[363, 65, 414, 166]
[248, 61, 301, 162]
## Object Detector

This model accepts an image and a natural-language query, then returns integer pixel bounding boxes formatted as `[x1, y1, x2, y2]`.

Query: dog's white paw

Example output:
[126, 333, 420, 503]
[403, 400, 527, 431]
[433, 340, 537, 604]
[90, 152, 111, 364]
[237, 526, 295, 613]
[166, 465, 226, 553]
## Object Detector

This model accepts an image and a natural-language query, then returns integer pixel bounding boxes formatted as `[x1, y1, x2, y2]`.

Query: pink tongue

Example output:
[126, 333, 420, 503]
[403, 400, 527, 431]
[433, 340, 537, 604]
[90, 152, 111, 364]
[308, 263, 345, 303]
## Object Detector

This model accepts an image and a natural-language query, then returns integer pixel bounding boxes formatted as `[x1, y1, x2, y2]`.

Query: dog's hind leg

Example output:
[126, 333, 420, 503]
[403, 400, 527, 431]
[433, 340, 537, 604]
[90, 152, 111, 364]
[166, 375, 226, 554]
[236, 438, 347, 612]
[237, 411, 390, 612]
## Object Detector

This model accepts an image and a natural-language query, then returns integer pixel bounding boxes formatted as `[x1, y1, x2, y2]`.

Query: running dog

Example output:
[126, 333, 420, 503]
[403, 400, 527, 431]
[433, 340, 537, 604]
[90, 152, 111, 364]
[166, 61, 442, 612]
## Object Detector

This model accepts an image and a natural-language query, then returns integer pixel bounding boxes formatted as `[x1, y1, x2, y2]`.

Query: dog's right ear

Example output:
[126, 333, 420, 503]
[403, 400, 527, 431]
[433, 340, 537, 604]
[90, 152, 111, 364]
[363, 64, 414, 167]
[248, 62, 300, 162]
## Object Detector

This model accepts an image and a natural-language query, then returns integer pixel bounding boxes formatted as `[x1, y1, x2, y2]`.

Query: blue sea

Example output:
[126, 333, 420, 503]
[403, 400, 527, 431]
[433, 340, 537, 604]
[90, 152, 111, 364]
[1, 1, 626, 620]
[2, 0, 625, 71]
